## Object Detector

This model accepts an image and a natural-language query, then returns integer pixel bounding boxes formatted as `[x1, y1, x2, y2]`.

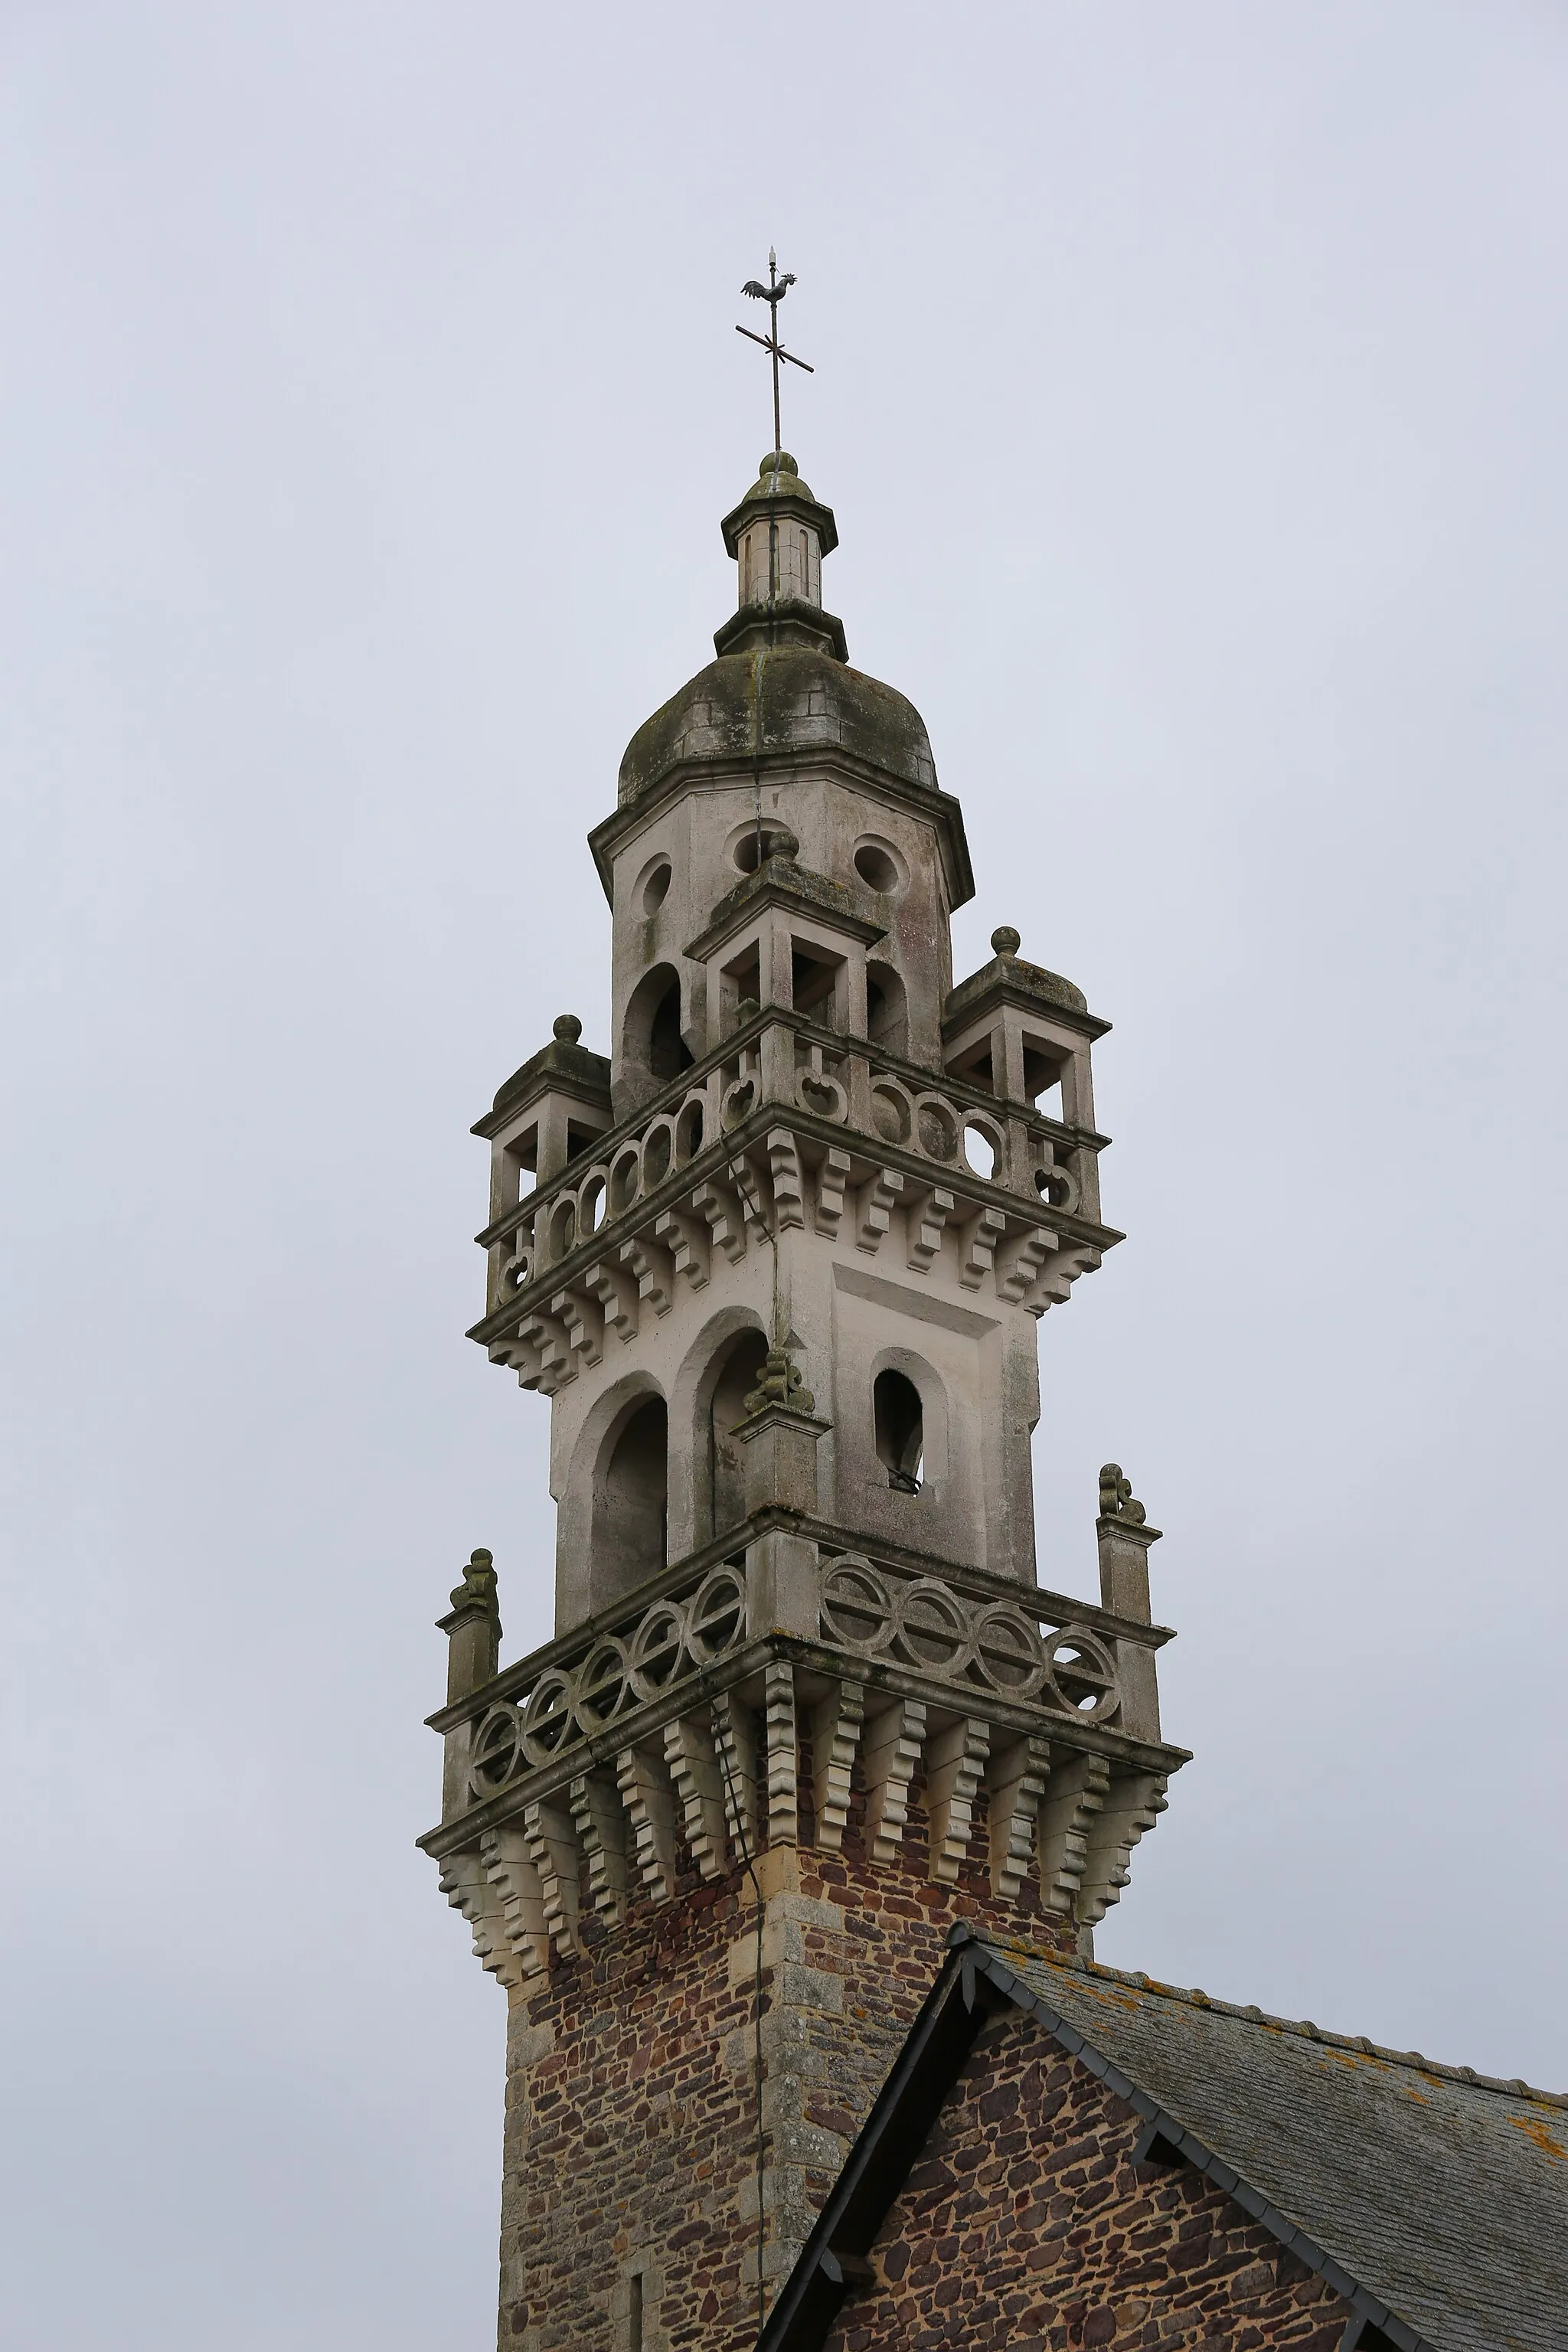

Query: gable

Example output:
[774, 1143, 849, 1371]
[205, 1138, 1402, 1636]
[822, 2004, 1351, 2352]
[763, 1936, 1568, 2352]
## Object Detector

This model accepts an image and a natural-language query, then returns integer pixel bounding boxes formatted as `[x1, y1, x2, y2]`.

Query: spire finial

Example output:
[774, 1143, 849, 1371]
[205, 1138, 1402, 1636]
[737, 250, 815, 455]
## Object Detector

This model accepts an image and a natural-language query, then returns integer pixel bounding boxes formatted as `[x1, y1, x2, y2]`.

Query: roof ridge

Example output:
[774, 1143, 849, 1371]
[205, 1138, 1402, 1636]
[975, 1936, 1568, 2111]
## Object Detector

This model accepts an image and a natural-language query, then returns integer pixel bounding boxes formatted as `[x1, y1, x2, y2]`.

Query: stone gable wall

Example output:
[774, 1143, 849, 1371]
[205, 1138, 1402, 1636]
[498, 1782, 1076, 2352]
[825, 2010, 1352, 2352]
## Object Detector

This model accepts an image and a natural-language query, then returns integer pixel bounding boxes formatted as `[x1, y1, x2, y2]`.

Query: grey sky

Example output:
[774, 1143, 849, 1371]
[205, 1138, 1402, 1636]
[2, 5, 1564, 2345]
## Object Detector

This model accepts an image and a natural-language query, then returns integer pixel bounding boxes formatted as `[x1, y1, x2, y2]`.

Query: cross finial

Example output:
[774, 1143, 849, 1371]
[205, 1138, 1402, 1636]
[737, 250, 815, 454]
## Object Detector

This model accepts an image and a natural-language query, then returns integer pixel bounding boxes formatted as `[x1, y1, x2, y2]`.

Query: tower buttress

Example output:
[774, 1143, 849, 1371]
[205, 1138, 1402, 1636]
[423, 451, 1187, 2352]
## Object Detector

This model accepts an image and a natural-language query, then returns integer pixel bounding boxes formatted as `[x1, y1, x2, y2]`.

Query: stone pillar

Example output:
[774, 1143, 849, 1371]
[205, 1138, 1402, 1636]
[1096, 1467, 1162, 1743]
[734, 1352, 829, 1645]
[436, 1549, 501, 1819]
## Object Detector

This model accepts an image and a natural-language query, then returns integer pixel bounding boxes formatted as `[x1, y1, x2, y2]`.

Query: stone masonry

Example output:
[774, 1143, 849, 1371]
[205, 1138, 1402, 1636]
[824, 2014, 1354, 2352]
[423, 434, 1187, 2352]
[497, 1806, 1080, 2352]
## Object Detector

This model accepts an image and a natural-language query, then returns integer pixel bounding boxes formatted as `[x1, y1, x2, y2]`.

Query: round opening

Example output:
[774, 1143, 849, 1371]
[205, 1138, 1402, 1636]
[641, 860, 672, 915]
[733, 822, 798, 874]
[963, 1122, 998, 1181]
[854, 839, 901, 893]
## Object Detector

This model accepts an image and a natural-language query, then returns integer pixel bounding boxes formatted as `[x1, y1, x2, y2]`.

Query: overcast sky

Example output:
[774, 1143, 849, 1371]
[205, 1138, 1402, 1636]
[2, 5, 1565, 2346]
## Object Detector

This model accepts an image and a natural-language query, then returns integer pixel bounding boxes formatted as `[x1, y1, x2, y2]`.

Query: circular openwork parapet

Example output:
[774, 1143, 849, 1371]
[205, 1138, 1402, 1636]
[971, 1602, 1047, 1699]
[1041, 1625, 1120, 1722]
[469, 1701, 526, 1795]
[574, 1636, 632, 1732]
[892, 1577, 974, 1678]
[819, 1556, 894, 1653]
[796, 1067, 847, 1121]
[627, 1599, 687, 1703]
[684, 1565, 747, 1665]
[518, 1669, 575, 1768]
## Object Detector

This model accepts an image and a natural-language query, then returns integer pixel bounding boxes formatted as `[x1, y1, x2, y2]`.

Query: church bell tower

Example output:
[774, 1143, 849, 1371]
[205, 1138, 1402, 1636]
[421, 441, 1187, 2352]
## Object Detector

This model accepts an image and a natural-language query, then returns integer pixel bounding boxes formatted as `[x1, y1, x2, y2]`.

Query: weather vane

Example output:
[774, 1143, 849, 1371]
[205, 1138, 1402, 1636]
[736, 248, 815, 455]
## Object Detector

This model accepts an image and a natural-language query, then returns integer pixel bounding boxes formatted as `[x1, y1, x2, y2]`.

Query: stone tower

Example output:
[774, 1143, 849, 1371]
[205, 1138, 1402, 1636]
[421, 449, 1187, 2352]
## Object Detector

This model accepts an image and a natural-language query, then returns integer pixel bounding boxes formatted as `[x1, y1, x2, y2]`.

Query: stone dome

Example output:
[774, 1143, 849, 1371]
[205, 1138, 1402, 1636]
[616, 642, 939, 806]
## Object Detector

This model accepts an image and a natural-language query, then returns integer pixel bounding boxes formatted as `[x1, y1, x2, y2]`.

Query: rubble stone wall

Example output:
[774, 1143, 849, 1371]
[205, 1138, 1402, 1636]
[498, 1779, 1076, 2352]
[826, 2010, 1352, 2352]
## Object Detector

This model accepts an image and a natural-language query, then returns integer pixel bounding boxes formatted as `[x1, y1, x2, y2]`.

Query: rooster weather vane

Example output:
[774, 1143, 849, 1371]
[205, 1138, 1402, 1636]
[736, 249, 815, 454]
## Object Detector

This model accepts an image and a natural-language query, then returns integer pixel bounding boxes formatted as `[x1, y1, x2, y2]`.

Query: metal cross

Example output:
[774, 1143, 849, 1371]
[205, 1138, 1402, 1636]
[736, 248, 815, 453]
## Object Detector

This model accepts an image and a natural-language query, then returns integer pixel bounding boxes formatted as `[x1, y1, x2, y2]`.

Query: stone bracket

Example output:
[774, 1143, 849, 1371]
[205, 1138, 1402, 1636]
[617, 1740, 679, 1903]
[906, 1184, 955, 1274]
[810, 1678, 864, 1851]
[764, 1659, 799, 1846]
[862, 1695, 926, 1864]
[570, 1766, 629, 1926]
[1077, 1770, 1170, 1928]
[988, 1733, 1051, 1903]
[523, 1797, 581, 1959]
[664, 1711, 729, 1883]
[1036, 1749, 1110, 1916]
[925, 1715, 991, 1885]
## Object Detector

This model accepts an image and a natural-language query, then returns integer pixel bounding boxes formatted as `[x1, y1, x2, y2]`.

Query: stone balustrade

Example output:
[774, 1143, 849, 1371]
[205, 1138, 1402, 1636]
[472, 1009, 1112, 1390]
[420, 1527, 1181, 1991]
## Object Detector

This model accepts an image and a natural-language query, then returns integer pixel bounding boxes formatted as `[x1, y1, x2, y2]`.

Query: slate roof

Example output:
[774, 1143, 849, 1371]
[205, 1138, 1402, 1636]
[980, 1936, 1568, 2352]
[761, 1930, 1568, 2352]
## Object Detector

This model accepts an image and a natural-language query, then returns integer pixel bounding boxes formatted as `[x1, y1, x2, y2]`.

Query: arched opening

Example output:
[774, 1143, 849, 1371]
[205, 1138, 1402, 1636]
[596, 1396, 668, 1598]
[874, 1369, 924, 1493]
[623, 964, 694, 1100]
[708, 1328, 770, 1538]
[865, 961, 909, 1058]
[648, 978, 692, 1081]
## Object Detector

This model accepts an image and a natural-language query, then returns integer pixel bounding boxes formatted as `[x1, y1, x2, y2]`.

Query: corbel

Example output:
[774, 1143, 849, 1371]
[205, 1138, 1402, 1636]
[811, 1678, 864, 1851]
[1076, 1770, 1169, 1928]
[438, 1845, 534, 1990]
[523, 1798, 583, 1958]
[906, 1184, 954, 1275]
[763, 1658, 799, 1846]
[690, 1178, 748, 1264]
[956, 1204, 1006, 1292]
[1035, 1749, 1110, 1917]
[857, 1166, 905, 1255]
[766, 1129, 808, 1230]
[550, 1285, 604, 1371]
[814, 1146, 852, 1240]
[581, 1257, 640, 1344]
[926, 1716, 991, 1885]
[710, 1689, 760, 1861]
[616, 1740, 681, 1904]
[617, 1235, 675, 1318]
[862, 1695, 926, 1864]
[570, 1767, 629, 1926]
[664, 1712, 729, 1883]
[987, 1733, 1051, 1903]
[654, 1205, 712, 1291]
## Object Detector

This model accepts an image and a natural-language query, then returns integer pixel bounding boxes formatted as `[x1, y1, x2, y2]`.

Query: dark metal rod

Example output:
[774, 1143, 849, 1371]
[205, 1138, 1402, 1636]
[776, 348, 815, 374]
[735, 324, 774, 351]
[769, 250, 781, 452]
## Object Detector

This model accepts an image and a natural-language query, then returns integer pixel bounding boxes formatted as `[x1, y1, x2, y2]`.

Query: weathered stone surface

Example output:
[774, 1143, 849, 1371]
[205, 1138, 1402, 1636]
[825, 2014, 1352, 2352]
[495, 1818, 1077, 2352]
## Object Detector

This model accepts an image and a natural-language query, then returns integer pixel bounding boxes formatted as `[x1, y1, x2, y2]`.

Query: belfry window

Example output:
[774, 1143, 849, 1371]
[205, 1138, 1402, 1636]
[597, 1397, 668, 1597]
[708, 1328, 769, 1538]
[648, 976, 692, 1081]
[865, 962, 908, 1056]
[874, 1369, 924, 1494]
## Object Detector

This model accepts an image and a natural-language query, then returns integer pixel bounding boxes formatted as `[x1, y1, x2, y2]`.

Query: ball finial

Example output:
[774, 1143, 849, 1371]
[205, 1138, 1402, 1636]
[760, 450, 799, 478]
[991, 926, 1021, 958]
[553, 1014, 583, 1044]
